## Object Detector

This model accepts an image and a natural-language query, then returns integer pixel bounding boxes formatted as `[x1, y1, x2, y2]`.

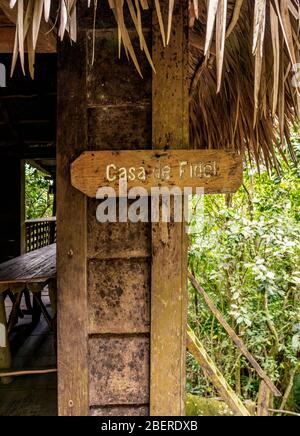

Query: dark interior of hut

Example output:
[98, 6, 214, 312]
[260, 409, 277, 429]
[0, 53, 58, 416]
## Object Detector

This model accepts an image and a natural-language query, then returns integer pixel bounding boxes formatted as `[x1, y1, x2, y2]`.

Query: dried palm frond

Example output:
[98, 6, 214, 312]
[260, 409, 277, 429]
[0, 0, 300, 169]
[190, 0, 299, 170]
[1, 0, 167, 77]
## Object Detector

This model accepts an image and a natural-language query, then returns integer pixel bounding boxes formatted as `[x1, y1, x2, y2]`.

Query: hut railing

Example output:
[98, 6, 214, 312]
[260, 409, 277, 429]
[25, 217, 56, 253]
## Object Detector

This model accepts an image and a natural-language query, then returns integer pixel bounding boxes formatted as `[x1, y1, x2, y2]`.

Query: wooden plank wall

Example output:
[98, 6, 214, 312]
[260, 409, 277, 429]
[57, 2, 152, 416]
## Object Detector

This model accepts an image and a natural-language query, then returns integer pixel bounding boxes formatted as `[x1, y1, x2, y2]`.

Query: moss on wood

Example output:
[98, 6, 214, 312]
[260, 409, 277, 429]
[186, 394, 233, 417]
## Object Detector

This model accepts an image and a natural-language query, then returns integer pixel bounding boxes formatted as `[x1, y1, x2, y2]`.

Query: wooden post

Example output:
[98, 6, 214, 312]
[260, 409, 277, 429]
[0, 292, 12, 384]
[86, 21, 152, 415]
[20, 161, 26, 255]
[257, 381, 272, 416]
[57, 33, 89, 416]
[151, 1, 189, 416]
[0, 158, 24, 380]
[57, 3, 152, 416]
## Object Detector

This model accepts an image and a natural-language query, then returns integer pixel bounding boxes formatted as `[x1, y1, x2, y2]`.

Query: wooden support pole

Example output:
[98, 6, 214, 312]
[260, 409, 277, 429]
[0, 368, 57, 377]
[0, 292, 12, 384]
[57, 33, 89, 416]
[32, 293, 53, 331]
[0, 27, 57, 53]
[257, 381, 272, 417]
[7, 291, 23, 334]
[150, 1, 189, 416]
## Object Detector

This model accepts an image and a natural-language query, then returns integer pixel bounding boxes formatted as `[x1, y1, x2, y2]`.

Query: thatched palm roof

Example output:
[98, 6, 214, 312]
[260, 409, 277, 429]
[190, 0, 299, 171]
[1, 0, 300, 170]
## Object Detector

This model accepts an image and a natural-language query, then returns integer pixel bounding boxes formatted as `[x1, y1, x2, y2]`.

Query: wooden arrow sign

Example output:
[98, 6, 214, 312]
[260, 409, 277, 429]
[71, 150, 243, 197]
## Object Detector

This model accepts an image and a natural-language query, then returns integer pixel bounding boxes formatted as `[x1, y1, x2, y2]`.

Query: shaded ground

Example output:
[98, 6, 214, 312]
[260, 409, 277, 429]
[0, 292, 57, 416]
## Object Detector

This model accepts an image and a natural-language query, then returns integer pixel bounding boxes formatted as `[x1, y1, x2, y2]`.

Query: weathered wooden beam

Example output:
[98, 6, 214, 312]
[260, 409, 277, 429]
[57, 33, 89, 416]
[150, 1, 189, 416]
[257, 381, 272, 416]
[0, 27, 57, 53]
[0, 120, 52, 126]
[0, 144, 56, 159]
[0, 368, 57, 377]
[187, 326, 250, 416]
[0, 293, 12, 384]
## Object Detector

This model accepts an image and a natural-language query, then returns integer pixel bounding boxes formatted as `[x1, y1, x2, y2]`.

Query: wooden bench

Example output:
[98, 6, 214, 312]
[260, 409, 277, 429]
[0, 244, 56, 383]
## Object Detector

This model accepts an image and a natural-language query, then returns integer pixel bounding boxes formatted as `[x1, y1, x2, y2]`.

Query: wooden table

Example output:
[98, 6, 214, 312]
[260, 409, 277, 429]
[0, 244, 56, 382]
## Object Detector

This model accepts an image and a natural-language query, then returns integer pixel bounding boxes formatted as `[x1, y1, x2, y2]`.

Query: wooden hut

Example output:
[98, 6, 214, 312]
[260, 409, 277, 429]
[0, 0, 299, 416]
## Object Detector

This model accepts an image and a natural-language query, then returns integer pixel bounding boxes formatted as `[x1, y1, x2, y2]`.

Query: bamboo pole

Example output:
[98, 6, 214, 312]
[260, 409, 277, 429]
[187, 326, 250, 416]
[0, 368, 57, 377]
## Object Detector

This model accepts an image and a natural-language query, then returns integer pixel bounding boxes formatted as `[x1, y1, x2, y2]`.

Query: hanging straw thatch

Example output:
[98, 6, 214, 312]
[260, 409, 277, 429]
[1, 0, 300, 170]
[190, 0, 300, 171]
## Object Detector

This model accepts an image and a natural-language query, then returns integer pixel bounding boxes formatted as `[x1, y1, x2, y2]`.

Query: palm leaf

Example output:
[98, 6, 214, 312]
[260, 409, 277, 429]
[1, 0, 300, 170]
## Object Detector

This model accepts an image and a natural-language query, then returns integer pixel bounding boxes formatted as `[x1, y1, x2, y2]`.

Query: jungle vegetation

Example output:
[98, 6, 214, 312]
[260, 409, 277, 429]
[24, 144, 300, 413]
[187, 136, 300, 414]
[25, 163, 54, 220]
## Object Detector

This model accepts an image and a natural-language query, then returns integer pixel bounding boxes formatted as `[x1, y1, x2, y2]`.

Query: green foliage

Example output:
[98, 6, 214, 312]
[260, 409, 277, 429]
[25, 164, 54, 219]
[187, 140, 300, 410]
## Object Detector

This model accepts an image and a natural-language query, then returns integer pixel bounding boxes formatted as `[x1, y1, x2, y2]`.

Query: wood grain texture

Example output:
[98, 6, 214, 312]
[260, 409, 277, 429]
[89, 336, 150, 406]
[85, 25, 152, 411]
[88, 105, 151, 150]
[86, 30, 151, 107]
[0, 244, 56, 285]
[88, 258, 150, 334]
[0, 27, 57, 53]
[0, 293, 11, 375]
[150, 0, 189, 416]
[56, 33, 89, 416]
[87, 199, 151, 259]
[71, 150, 243, 197]
[257, 381, 271, 416]
[90, 406, 149, 416]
